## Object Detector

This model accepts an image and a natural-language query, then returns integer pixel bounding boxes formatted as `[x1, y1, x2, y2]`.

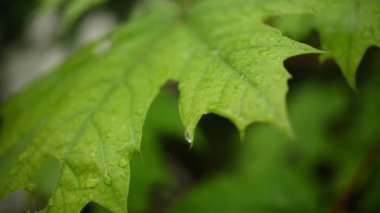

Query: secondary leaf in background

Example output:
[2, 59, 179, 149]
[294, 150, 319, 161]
[0, 0, 317, 212]
[270, 0, 380, 88]
[38, 0, 107, 34]
[316, 0, 380, 88]
[271, 13, 315, 42]
[60, 0, 107, 34]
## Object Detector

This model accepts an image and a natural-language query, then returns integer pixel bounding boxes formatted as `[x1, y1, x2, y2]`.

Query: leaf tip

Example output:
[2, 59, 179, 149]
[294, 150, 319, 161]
[184, 131, 193, 144]
[342, 68, 358, 91]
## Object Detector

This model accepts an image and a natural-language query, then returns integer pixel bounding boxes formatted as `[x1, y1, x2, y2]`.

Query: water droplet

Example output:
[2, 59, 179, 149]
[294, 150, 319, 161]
[118, 158, 128, 168]
[48, 198, 54, 207]
[103, 173, 112, 185]
[184, 132, 192, 144]
[85, 178, 99, 188]
[90, 151, 96, 158]
[105, 133, 112, 140]
[362, 28, 375, 39]
[93, 39, 111, 56]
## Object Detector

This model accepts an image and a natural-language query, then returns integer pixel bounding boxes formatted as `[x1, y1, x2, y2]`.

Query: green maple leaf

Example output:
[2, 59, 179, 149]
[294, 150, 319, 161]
[0, 0, 316, 212]
[316, 0, 380, 88]
[271, 0, 380, 88]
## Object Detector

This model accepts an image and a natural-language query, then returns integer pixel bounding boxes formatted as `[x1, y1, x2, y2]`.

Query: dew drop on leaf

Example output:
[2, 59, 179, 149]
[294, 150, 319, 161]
[184, 132, 192, 144]
[48, 198, 54, 207]
[85, 178, 99, 188]
[118, 158, 128, 168]
[103, 173, 112, 185]
[363, 28, 375, 39]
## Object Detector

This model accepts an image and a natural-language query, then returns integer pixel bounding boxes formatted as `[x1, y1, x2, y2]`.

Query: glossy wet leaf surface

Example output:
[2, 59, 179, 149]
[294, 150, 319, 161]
[1, 0, 379, 212]
[0, 0, 316, 212]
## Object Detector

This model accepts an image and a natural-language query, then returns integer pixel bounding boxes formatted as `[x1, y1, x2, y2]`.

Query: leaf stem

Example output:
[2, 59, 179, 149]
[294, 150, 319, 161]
[330, 142, 380, 213]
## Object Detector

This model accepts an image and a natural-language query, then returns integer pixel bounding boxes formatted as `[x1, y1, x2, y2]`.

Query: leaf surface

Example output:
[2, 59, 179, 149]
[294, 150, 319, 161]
[0, 0, 316, 212]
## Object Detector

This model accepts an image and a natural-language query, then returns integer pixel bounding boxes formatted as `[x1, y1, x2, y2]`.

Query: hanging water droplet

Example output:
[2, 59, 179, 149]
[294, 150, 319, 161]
[85, 178, 99, 188]
[118, 158, 128, 168]
[90, 151, 96, 158]
[48, 198, 54, 207]
[105, 132, 112, 140]
[363, 28, 375, 39]
[184, 132, 192, 144]
[103, 173, 112, 185]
